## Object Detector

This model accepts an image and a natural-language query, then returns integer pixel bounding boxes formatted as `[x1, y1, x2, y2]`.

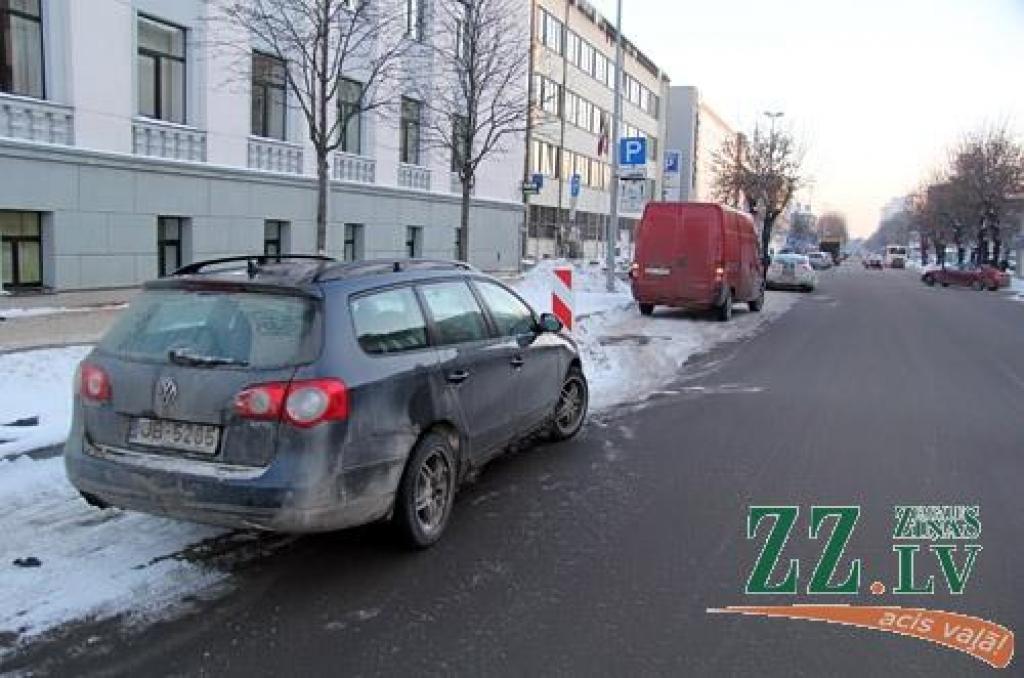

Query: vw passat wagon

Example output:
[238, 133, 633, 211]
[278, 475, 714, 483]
[65, 256, 588, 547]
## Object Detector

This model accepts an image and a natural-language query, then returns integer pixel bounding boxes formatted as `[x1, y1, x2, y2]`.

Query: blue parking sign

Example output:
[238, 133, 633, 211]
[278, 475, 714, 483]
[664, 150, 681, 173]
[570, 173, 581, 197]
[620, 137, 647, 165]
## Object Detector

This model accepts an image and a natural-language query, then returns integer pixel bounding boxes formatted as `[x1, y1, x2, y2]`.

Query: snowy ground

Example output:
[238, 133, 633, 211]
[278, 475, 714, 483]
[0, 260, 798, 653]
[1009, 277, 1024, 302]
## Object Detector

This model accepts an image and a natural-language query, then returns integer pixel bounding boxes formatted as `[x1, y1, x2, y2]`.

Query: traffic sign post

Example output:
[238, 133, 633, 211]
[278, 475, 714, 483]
[569, 173, 580, 222]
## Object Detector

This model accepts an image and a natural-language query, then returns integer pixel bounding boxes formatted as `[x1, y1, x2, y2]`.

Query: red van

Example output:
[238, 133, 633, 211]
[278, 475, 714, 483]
[630, 202, 764, 321]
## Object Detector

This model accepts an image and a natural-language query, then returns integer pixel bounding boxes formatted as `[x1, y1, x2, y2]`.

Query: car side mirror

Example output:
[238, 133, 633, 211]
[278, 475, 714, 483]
[538, 312, 563, 333]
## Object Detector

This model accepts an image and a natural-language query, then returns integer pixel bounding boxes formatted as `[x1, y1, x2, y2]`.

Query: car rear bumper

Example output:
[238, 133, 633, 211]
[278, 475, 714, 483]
[65, 434, 402, 533]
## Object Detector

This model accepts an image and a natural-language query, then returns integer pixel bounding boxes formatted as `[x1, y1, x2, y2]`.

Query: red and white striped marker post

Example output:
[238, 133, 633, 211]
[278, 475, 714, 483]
[552, 266, 574, 332]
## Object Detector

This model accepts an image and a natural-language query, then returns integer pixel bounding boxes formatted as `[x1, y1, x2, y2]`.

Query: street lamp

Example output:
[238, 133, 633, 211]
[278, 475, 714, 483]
[763, 110, 784, 135]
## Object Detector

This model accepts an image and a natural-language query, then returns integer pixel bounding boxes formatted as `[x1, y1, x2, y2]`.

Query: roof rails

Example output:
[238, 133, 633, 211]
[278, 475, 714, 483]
[173, 255, 335, 278]
[315, 258, 476, 282]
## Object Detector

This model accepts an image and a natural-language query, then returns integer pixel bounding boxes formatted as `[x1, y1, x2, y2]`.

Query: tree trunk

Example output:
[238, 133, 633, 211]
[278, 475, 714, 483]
[921, 237, 929, 266]
[991, 224, 1001, 265]
[459, 175, 472, 262]
[957, 246, 965, 265]
[761, 214, 775, 279]
[316, 152, 329, 254]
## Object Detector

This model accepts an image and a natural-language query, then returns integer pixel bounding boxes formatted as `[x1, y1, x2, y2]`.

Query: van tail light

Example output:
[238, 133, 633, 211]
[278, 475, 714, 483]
[629, 262, 639, 279]
[715, 265, 725, 280]
[235, 378, 348, 427]
[78, 362, 111, 403]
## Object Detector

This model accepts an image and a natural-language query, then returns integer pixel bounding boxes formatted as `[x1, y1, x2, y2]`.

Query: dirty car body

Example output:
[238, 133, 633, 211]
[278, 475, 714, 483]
[65, 257, 585, 539]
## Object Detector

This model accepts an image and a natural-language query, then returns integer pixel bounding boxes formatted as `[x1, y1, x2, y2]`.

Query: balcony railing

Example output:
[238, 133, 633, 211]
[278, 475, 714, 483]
[0, 92, 74, 145]
[398, 163, 431, 191]
[248, 136, 303, 174]
[132, 117, 207, 162]
[334, 152, 376, 183]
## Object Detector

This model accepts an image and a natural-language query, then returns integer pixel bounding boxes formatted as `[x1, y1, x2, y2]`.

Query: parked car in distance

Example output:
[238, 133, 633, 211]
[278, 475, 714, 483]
[65, 256, 588, 548]
[864, 254, 884, 269]
[766, 253, 817, 291]
[807, 251, 833, 270]
[630, 202, 764, 321]
[921, 263, 1011, 291]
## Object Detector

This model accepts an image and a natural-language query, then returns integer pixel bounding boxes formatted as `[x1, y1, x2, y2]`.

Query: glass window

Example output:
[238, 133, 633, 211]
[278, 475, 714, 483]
[0, 210, 42, 289]
[594, 54, 607, 87]
[351, 287, 428, 354]
[251, 52, 286, 140]
[137, 16, 186, 124]
[542, 11, 562, 53]
[344, 223, 363, 261]
[98, 290, 320, 368]
[405, 0, 424, 41]
[419, 281, 489, 345]
[475, 281, 535, 337]
[157, 216, 184, 276]
[579, 41, 594, 76]
[1, 0, 44, 97]
[565, 30, 579, 66]
[540, 77, 560, 116]
[264, 220, 286, 259]
[406, 226, 422, 258]
[400, 97, 421, 165]
[338, 77, 362, 154]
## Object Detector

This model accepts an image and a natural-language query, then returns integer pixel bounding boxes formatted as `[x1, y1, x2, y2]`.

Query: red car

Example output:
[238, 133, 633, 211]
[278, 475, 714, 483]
[630, 202, 764, 321]
[921, 264, 1010, 291]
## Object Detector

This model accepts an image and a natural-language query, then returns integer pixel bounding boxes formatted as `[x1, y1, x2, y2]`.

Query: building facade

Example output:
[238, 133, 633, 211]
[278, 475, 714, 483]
[0, 0, 525, 292]
[664, 86, 737, 203]
[525, 0, 669, 259]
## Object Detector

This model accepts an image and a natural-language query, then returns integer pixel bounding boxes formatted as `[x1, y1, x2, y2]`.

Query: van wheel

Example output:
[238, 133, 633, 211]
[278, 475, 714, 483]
[748, 288, 764, 312]
[639, 303, 654, 316]
[923, 275, 935, 286]
[717, 290, 733, 322]
[394, 431, 456, 549]
[972, 280, 984, 291]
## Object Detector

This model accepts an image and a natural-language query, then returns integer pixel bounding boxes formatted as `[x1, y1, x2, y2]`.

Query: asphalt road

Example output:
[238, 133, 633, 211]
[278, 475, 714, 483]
[12, 265, 1024, 677]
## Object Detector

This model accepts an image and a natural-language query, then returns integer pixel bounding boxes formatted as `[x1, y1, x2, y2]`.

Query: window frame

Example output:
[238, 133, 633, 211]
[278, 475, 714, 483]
[137, 13, 187, 124]
[344, 222, 363, 262]
[157, 216, 184, 277]
[0, 0, 45, 99]
[405, 225, 422, 258]
[0, 210, 43, 289]
[338, 77, 363, 155]
[400, 96, 422, 165]
[263, 219, 286, 259]
[251, 51, 287, 140]
[405, 0, 425, 41]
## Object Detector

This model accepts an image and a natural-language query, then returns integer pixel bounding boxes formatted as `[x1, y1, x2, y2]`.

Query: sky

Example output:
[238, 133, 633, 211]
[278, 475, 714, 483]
[589, 0, 1024, 237]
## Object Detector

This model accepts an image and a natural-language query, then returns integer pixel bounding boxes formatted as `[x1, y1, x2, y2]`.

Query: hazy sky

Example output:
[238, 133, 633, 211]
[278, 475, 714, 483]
[589, 0, 1024, 237]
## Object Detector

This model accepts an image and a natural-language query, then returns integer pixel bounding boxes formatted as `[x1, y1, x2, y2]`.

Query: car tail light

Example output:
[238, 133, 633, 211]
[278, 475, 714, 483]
[78, 362, 111, 403]
[235, 379, 348, 427]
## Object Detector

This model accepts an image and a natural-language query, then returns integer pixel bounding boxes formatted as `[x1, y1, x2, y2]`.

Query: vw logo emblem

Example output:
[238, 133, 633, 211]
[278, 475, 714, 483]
[157, 377, 179, 407]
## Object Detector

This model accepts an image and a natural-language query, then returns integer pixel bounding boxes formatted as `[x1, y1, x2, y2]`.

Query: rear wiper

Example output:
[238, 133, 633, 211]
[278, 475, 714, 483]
[168, 348, 249, 367]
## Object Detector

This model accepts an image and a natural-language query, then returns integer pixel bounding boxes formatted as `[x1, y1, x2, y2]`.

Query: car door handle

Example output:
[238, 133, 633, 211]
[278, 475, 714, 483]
[446, 370, 471, 384]
[510, 356, 525, 368]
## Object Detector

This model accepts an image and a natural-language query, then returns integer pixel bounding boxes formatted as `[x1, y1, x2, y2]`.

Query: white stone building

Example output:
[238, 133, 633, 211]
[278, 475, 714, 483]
[0, 0, 525, 292]
[525, 0, 669, 259]
[664, 85, 737, 203]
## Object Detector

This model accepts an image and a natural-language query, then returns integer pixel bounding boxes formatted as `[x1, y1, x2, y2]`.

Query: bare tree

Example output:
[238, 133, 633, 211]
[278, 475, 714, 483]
[948, 125, 1024, 265]
[712, 124, 805, 268]
[207, 0, 411, 253]
[415, 0, 529, 261]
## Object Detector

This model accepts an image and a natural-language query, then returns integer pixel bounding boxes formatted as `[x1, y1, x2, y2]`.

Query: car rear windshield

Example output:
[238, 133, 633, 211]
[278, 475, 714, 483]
[97, 289, 320, 368]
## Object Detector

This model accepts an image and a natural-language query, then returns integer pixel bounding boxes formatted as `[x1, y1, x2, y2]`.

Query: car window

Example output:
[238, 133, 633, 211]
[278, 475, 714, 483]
[351, 287, 428, 354]
[97, 290, 319, 368]
[475, 281, 536, 337]
[419, 281, 490, 345]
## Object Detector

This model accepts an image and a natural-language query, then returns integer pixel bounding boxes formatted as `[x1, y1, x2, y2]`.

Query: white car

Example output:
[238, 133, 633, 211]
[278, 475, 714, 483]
[766, 253, 817, 291]
[807, 251, 833, 270]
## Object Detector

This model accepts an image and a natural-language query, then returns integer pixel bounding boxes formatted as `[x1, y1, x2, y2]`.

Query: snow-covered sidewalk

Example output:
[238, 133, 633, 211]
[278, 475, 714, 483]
[0, 260, 798, 652]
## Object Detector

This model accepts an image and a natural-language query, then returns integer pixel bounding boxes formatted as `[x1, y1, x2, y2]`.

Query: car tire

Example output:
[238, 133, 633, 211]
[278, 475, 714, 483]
[717, 289, 733, 322]
[748, 287, 764, 312]
[549, 366, 588, 441]
[941, 282, 949, 287]
[988, 284, 998, 292]
[924, 275, 935, 286]
[972, 280, 984, 291]
[393, 430, 457, 549]
[639, 303, 654, 316]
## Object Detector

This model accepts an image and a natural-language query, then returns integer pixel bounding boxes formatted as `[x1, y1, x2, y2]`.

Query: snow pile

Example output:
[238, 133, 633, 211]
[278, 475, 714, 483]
[1009, 277, 1024, 302]
[511, 260, 797, 409]
[0, 346, 91, 458]
[0, 455, 226, 648]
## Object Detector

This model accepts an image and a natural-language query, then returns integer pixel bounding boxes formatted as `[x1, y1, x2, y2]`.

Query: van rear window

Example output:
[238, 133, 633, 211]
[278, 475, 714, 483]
[97, 290, 320, 368]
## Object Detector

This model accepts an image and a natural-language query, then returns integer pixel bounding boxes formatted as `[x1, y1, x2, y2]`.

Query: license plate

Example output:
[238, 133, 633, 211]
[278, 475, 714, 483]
[129, 418, 220, 455]
[645, 266, 670, 276]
